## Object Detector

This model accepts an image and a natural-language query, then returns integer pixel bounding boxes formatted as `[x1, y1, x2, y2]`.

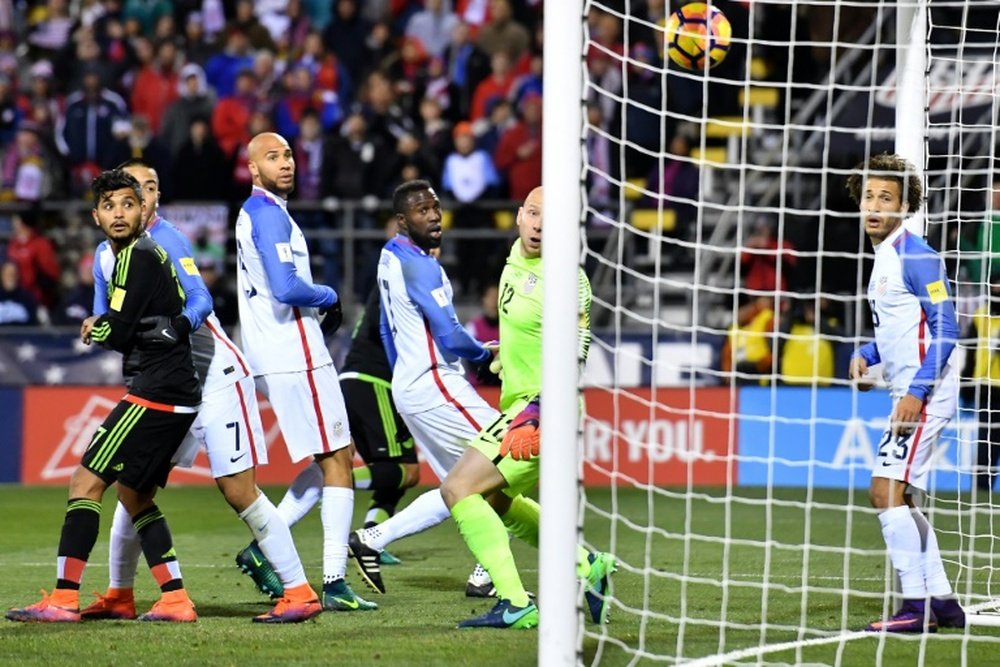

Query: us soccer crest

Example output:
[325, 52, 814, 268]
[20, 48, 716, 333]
[523, 274, 538, 294]
[876, 275, 888, 295]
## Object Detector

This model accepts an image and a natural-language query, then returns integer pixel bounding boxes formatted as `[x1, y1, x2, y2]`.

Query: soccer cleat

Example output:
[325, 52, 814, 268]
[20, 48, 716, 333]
[322, 579, 378, 611]
[379, 549, 403, 566]
[348, 530, 385, 594]
[80, 589, 137, 620]
[253, 596, 323, 624]
[584, 552, 617, 624]
[864, 600, 937, 633]
[931, 598, 966, 629]
[138, 590, 197, 622]
[458, 598, 539, 629]
[236, 540, 284, 599]
[6, 590, 80, 623]
[465, 563, 497, 598]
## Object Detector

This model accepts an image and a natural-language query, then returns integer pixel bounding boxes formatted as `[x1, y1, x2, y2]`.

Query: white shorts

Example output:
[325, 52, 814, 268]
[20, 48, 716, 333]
[871, 413, 950, 492]
[401, 382, 499, 481]
[257, 364, 351, 463]
[172, 375, 268, 478]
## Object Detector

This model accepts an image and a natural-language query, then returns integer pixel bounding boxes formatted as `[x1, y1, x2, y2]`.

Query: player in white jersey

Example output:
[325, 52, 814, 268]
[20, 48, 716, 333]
[82, 159, 321, 624]
[847, 153, 965, 633]
[234, 132, 373, 611]
[347, 180, 503, 595]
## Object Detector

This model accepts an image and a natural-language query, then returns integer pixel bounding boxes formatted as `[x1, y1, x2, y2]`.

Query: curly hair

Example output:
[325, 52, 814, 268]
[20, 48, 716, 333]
[392, 179, 435, 216]
[846, 153, 923, 214]
[91, 169, 142, 204]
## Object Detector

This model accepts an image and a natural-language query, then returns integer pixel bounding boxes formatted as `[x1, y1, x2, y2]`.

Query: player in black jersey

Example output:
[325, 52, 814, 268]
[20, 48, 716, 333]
[7, 170, 201, 624]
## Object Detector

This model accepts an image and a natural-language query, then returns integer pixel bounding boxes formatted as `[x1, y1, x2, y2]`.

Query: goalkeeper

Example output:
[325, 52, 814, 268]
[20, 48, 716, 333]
[439, 185, 615, 629]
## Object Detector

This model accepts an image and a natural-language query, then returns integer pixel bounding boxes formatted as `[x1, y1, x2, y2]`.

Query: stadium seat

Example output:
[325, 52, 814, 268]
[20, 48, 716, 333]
[690, 147, 728, 165]
[440, 209, 453, 230]
[738, 87, 780, 109]
[494, 210, 515, 230]
[630, 208, 676, 232]
[750, 57, 772, 80]
[623, 177, 647, 201]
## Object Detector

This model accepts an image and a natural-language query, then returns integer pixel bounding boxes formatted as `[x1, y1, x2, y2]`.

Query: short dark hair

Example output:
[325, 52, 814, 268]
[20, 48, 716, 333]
[846, 153, 923, 214]
[392, 179, 434, 216]
[115, 157, 153, 171]
[91, 169, 142, 203]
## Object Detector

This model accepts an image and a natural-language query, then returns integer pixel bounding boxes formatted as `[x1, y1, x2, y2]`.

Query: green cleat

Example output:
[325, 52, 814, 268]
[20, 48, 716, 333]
[322, 579, 378, 611]
[379, 550, 403, 566]
[235, 541, 284, 599]
[584, 552, 617, 624]
[458, 599, 538, 629]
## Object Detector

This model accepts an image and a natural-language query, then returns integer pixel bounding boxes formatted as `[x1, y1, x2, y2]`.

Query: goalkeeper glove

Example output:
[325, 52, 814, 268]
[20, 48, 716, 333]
[499, 398, 540, 461]
[137, 315, 191, 348]
[319, 299, 343, 336]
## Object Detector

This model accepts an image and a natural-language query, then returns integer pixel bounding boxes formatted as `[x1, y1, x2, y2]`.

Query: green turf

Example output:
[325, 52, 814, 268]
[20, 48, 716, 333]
[1, 486, 997, 665]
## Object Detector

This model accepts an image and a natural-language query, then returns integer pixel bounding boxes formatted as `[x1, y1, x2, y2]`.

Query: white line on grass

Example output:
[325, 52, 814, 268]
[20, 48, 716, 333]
[681, 631, 870, 667]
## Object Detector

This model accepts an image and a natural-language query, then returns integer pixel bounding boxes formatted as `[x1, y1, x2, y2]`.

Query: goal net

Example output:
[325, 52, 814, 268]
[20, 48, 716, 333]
[563, 0, 1000, 663]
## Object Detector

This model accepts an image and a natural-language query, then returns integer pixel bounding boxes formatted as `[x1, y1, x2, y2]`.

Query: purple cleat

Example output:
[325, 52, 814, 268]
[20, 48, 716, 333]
[931, 598, 966, 629]
[865, 600, 937, 633]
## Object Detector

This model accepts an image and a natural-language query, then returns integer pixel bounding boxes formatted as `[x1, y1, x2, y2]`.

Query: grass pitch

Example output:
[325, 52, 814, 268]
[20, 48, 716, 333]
[1, 485, 998, 665]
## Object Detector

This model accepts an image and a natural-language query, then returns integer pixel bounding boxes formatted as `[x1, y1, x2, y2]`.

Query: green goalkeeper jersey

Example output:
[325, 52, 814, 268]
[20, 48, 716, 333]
[497, 239, 593, 411]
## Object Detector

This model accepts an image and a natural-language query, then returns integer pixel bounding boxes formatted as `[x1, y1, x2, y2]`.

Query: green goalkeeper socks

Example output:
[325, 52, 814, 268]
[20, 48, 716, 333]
[452, 495, 530, 607]
[499, 495, 594, 577]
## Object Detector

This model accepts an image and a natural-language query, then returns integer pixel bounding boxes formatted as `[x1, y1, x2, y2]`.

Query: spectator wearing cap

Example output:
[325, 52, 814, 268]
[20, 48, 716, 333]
[274, 65, 342, 142]
[442, 121, 499, 204]
[57, 68, 128, 170]
[5, 211, 60, 309]
[211, 69, 258, 158]
[0, 260, 39, 326]
[52, 252, 95, 325]
[159, 63, 216, 158]
[470, 49, 514, 121]
[406, 0, 459, 58]
[494, 90, 541, 200]
[476, 0, 530, 60]
[130, 39, 180, 133]
[173, 117, 229, 200]
[204, 27, 254, 98]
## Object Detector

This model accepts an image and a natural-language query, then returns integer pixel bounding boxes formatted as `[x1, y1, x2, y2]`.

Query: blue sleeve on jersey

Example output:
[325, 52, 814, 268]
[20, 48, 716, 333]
[400, 253, 490, 363]
[899, 241, 959, 401]
[248, 201, 336, 309]
[153, 224, 211, 331]
[92, 243, 108, 315]
[379, 300, 398, 367]
[854, 342, 881, 366]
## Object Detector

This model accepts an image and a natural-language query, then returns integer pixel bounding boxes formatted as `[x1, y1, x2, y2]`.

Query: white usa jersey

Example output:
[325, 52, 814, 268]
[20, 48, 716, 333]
[863, 226, 959, 418]
[377, 234, 490, 414]
[235, 186, 336, 376]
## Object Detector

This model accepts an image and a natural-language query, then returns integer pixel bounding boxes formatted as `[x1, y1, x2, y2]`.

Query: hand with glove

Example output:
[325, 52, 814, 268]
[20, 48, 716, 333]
[499, 398, 540, 461]
[319, 299, 343, 336]
[137, 314, 191, 348]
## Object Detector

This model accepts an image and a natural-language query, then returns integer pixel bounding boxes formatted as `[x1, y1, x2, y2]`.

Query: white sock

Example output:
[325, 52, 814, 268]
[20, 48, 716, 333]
[321, 486, 354, 584]
[879, 505, 927, 598]
[360, 489, 450, 552]
[277, 462, 323, 528]
[910, 507, 953, 597]
[239, 492, 308, 589]
[109, 501, 142, 589]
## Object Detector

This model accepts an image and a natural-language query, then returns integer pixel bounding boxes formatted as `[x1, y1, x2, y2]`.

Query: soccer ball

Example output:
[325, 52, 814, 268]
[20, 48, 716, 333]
[664, 3, 732, 71]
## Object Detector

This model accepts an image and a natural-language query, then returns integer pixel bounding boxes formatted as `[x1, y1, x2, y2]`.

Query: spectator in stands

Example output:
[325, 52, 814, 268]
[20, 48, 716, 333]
[191, 226, 225, 270]
[275, 0, 313, 52]
[199, 257, 239, 332]
[229, 0, 275, 51]
[321, 110, 384, 200]
[0, 260, 39, 326]
[476, 0, 530, 61]
[293, 110, 324, 202]
[53, 252, 94, 325]
[323, 0, 371, 87]
[5, 211, 60, 309]
[181, 11, 214, 67]
[204, 27, 254, 98]
[379, 131, 439, 196]
[91, 14, 134, 84]
[740, 219, 798, 293]
[585, 103, 615, 212]
[585, 45, 622, 135]
[959, 175, 1000, 286]
[442, 20, 489, 120]
[644, 131, 700, 236]
[961, 274, 1000, 492]
[494, 90, 541, 201]
[26, 0, 75, 58]
[359, 70, 416, 151]
[721, 294, 776, 386]
[508, 53, 542, 110]
[442, 121, 499, 204]
[227, 108, 272, 198]
[464, 283, 501, 387]
[417, 95, 452, 166]
[58, 68, 128, 170]
[159, 63, 215, 159]
[123, 0, 171, 35]
[470, 49, 514, 121]
[173, 116, 229, 200]
[250, 49, 279, 101]
[211, 68, 257, 159]
[362, 20, 396, 80]
[406, 0, 459, 59]
[382, 35, 429, 117]
[295, 30, 352, 105]
[130, 39, 180, 133]
[16, 61, 61, 138]
[422, 55, 451, 115]
[778, 298, 836, 386]
[151, 12, 176, 42]
[475, 97, 513, 158]
[274, 65, 342, 142]
[1, 123, 60, 202]
[108, 114, 172, 196]
[0, 74, 20, 148]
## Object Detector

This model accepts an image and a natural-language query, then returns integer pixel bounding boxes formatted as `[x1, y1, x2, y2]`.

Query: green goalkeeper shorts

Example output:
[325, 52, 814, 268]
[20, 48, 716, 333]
[469, 397, 539, 499]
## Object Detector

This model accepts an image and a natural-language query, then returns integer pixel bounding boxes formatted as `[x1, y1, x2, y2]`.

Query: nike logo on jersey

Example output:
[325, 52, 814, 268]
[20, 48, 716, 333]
[502, 606, 534, 625]
[230, 453, 247, 463]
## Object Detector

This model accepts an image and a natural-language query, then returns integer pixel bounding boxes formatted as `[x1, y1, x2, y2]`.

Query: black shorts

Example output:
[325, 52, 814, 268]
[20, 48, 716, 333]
[81, 399, 196, 493]
[341, 376, 417, 465]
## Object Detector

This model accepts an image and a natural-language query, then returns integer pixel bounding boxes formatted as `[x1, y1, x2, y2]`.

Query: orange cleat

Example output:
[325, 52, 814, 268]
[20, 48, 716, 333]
[6, 590, 80, 623]
[138, 589, 197, 623]
[253, 595, 323, 624]
[80, 588, 137, 620]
